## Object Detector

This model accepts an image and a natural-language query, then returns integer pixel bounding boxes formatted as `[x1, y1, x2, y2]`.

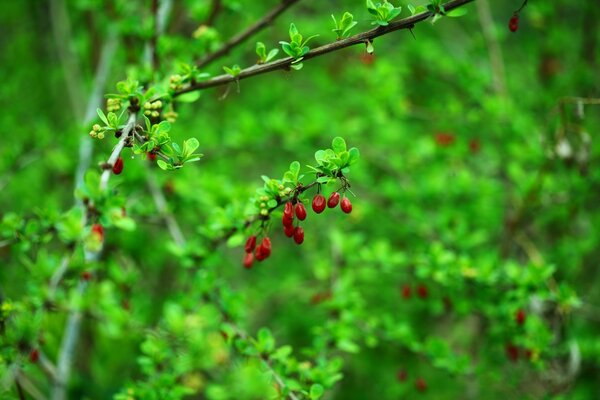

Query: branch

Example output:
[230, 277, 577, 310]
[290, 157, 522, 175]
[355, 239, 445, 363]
[99, 113, 138, 191]
[178, 0, 474, 96]
[203, 0, 223, 27]
[196, 0, 301, 68]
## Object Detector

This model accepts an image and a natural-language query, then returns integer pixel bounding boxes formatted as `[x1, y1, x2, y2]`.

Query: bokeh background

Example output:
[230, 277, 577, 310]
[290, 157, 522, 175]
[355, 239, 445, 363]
[1, 0, 600, 399]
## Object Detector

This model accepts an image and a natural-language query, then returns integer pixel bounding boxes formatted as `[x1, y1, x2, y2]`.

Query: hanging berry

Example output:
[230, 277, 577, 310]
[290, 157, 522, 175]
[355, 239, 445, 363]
[508, 14, 519, 32]
[295, 202, 307, 221]
[312, 194, 326, 213]
[243, 252, 254, 269]
[293, 227, 304, 245]
[328, 192, 340, 208]
[341, 197, 352, 214]
[245, 236, 257, 253]
[112, 157, 124, 175]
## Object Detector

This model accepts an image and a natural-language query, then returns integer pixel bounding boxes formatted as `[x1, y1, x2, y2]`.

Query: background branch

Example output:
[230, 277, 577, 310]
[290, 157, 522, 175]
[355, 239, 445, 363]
[196, 0, 301, 68]
[179, 0, 474, 95]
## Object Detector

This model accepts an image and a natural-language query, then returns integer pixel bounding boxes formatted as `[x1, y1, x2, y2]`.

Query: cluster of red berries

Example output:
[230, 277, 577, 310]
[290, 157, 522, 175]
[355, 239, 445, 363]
[508, 14, 519, 32]
[505, 343, 533, 362]
[396, 370, 427, 392]
[243, 235, 271, 268]
[241, 191, 353, 268]
[401, 284, 428, 299]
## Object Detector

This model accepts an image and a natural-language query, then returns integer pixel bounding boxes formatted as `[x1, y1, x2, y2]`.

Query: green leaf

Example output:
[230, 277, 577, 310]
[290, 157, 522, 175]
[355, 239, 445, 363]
[176, 91, 201, 103]
[446, 8, 468, 17]
[266, 48, 279, 62]
[184, 138, 200, 155]
[332, 137, 347, 154]
[309, 384, 324, 400]
[157, 160, 169, 170]
[289, 161, 300, 176]
[348, 147, 360, 165]
[96, 108, 109, 125]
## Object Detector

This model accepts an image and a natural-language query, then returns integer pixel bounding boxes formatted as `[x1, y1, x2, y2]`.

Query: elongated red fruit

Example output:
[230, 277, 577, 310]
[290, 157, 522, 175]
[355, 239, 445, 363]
[341, 197, 352, 214]
[282, 212, 294, 228]
[328, 192, 340, 208]
[245, 235, 257, 253]
[283, 202, 293, 217]
[243, 252, 254, 269]
[415, 378, 427, 392]
[417, 284, 428, 299]
[515, 309, 526, 325]
[401, 285, 411, 299]
[509, 14, 519, 32]
[312, 194, 326, 213]
[293, 227, 304, 245]
[284, 224, 295, 238]
[295, 203, 307, 221]
[255, 245, 268, 261]
[29, 349, 39, 363]
[112, 157, 124, 175]
[261, 237, 272, 255]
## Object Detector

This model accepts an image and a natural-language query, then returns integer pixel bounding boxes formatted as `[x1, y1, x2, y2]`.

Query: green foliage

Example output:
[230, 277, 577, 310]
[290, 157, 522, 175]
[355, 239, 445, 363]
[366, 0, 402, 26]
[1, 1, 599, 399]
[279, 23, 319, 70]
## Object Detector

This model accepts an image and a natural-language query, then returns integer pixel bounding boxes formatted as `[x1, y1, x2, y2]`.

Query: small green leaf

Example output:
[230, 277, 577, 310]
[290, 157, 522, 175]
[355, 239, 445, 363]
[309, 384, 324, 400]
[96, 108, 109, 125]
[176, 91, 201, 103]
[332, 137, 347, 154]
[157, 160, 169, 170]
[446, 8, 468, 17]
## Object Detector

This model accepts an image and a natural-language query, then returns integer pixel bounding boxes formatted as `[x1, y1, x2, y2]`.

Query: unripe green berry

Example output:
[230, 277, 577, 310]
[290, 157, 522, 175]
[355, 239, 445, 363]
[260, 209, 268, 216]
[151, 111, 159, 118]
[97, 132, 105, 139]
[89, 131, 97, 138]
[154, 101, 162, 109]
[260, 202, 266, 208]
[144, 102, 152, 109]
[93, 124, 101, 132]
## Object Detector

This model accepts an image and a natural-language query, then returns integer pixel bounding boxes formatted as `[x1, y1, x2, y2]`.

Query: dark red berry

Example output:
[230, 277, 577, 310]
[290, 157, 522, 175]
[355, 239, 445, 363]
[434, 132, 455, 147]
[417, 284, 428, 299]
[524, 349, 533, 360]
[261, 237, 272, 254]
[340, 197, 352, 214]
[284, 202, 294, 217]
[148, 152, 157, 161]
[401, 285, 411, 299]
[505, 343, 519, 362]
[415, 378, 427, 392]
[255, 245, 268, 262]
[396, 369, 407, 382]
[312, 194, 326, 214]
[469, 139, 481, 153]
[243, 252, 254, 269]
[509, 14, 519, 32]
[515, 309, 526, 325]
[245, 235, 257, 253]
[112, 157, 124, 175]
[293, 227, 304, 245]
[29, 349, 39, 363]
[284, 224, 295, 238]
[91, 223, 104, 241]
[295, 203, 307, 221]
[282, 212, 294, 228]
[81, 271, 92, 281]
[327, 192, 340, 208]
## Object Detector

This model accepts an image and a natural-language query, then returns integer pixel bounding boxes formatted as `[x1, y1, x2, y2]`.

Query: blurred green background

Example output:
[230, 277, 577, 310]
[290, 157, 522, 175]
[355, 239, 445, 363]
[1, 0, 600, 399]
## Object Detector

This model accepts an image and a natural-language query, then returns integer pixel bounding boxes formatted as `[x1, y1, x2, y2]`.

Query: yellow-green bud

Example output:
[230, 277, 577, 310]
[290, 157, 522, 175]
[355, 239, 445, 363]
[92, 124, 101, 131]
[144, 102, 151, 109]
[260, 202, 266, 208]
[151, 111, 160, 118]
[260, 209, 268, 216]
[97, 132, 105, 140]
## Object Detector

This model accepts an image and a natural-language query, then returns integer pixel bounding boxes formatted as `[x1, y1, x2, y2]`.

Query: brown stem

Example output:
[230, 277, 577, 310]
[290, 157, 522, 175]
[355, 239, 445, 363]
[196, 0, 301, 68]
[203, 0, 223, 27]
[178, 0, 474, 96]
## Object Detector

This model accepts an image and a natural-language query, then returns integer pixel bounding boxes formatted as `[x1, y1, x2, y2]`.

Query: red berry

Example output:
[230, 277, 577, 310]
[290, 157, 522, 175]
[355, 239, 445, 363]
[327, 192, 340, 208]
[255, 246, 267, 262]
[284, 224, 295, 238]
[396, 369, 407, 382]
[340, 197, 352, 214]
[312, 194, 326, 214]
[81, 271, 92, 281]
[401, 285, 411, 299]
[295, 203, 307, 221]
[469, 139, 481, 153]
[148, 152, 157, 161]
[524, 349, 533, 360]
[509, 14, 519, 32]
[91, 223, 104, 241]
[417, 284, 428, 299]
[515, 309, 526, 325]
[245, 235, 257, 253]
[112, 157, 124, 175]
[29, 349, 39, 363]
[283, 202, 294, 217]
[415, 378, 427, 392]
[261, 237, 272, 254]
[434, 132, 455, 147]
[282, 212, 294, 228]
[243, 252, 254, 269]
[506, 343, 519, 362]
[293, 227, 304, 245]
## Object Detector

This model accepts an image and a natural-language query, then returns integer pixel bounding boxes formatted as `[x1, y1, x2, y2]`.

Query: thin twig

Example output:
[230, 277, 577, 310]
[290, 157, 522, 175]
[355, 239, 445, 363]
[196, 0, 301, 68]
[179, 0, 474, 95]
[145, 169, 186, 247]
[203, 0, 223, 27]
[476, 0, 507, 97]
[16, 370, 47, 400]
[99, 114, 138, 191]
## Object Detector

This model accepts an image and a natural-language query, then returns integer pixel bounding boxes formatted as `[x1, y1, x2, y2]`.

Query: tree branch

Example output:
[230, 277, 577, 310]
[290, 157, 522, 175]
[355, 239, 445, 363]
[99, 113, 138, 191]
[196, 0, 301, 68]
[203, 0, 223, 27]
[178, 0, 474, 96]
